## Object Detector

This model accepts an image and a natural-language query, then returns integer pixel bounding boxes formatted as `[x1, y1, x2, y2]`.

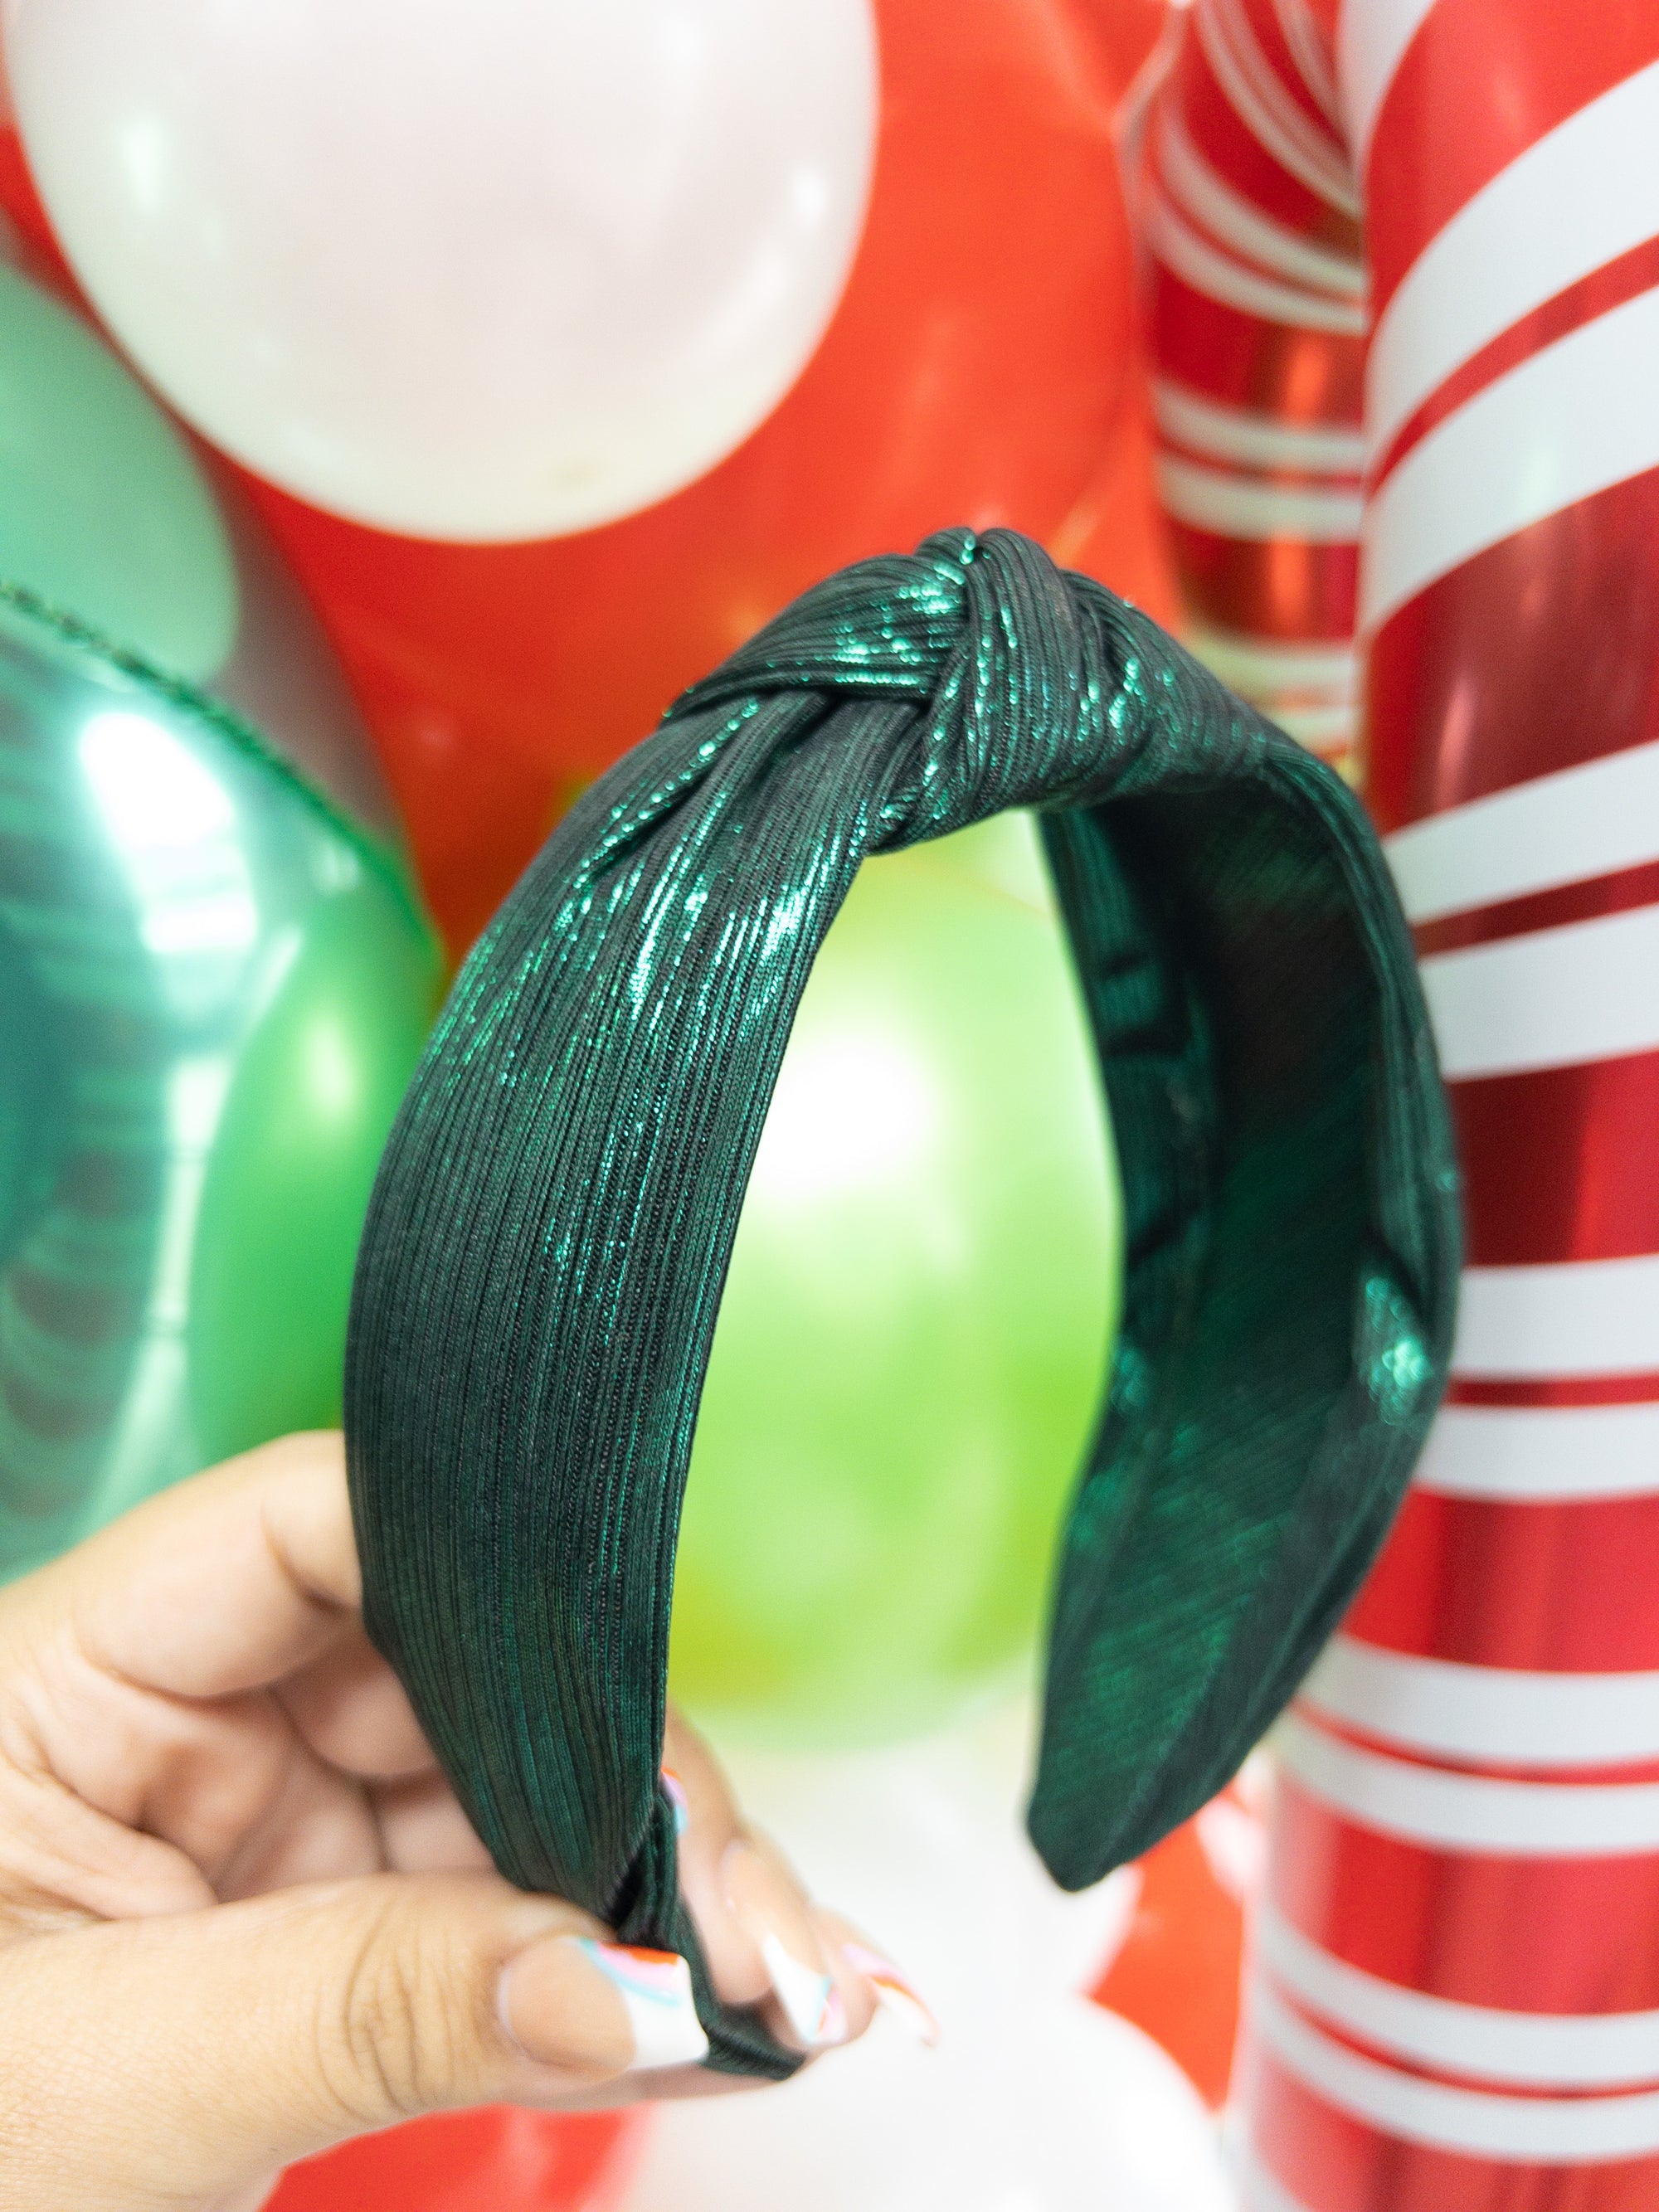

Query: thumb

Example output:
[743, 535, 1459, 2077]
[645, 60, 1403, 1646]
[0, 1871, 708, 2212]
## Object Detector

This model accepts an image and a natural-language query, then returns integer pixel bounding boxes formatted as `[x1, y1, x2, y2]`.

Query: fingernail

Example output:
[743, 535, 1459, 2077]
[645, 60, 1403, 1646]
[841, 1941, 941, 2047]
[724, 1839, 845, 2049]
[661, 1767, 690, 1836]
[499, 1937, 709, 2074]
[761, 1931, 848, 2047]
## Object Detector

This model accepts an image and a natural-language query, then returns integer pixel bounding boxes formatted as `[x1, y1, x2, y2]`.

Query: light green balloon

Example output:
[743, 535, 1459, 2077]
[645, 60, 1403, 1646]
[0, 258, 237, 678]
[669, 814, 1122, 1746]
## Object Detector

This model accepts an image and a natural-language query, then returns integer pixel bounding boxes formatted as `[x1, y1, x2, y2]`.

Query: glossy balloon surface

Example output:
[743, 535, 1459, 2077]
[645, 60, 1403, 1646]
[0, 5, 1170, 949]
[0, 254, 236, 678]
[230, 0, 1161, 950]
[669, 815, 1121, 1745]
[0, 591, 437, 1577]
[5, 0, 878, 539]
[0, 243, 396, 834]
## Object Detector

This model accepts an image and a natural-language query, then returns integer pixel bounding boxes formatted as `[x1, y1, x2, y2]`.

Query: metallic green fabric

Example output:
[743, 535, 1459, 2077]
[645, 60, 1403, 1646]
[347, 529, 1459, 2077]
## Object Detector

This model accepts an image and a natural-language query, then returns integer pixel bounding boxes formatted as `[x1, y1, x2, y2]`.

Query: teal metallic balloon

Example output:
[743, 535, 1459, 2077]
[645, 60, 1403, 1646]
[669, 813, 1122, 1745]
[0, 587, 438, 1576]
[0, 254, 237, 680]
[0, 244, 393, 835]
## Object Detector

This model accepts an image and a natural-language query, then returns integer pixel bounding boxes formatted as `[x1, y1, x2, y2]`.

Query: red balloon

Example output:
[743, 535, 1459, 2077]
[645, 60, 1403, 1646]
[1088, 1782, 1263, 2111]
[265, 2106, 645, 2212]
[236, 0, 1166, 948]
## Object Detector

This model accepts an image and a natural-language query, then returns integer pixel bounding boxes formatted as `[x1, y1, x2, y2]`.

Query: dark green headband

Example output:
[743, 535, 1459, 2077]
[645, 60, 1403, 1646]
[346, 528, 1458, 2077]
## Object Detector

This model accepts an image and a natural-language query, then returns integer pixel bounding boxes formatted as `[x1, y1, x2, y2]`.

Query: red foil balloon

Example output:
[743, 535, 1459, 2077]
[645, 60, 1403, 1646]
[1143, 2, 1659, 2206]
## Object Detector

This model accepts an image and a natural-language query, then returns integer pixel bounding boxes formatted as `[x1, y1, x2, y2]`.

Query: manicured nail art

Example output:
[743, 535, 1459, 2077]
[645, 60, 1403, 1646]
[842, 1941, 940, 2046]
[661, 1767, 690, 1835]
[724, 1835, 848, 2049]
[573, 1942, 709, 2070]
[761, 1930, 847, 2048]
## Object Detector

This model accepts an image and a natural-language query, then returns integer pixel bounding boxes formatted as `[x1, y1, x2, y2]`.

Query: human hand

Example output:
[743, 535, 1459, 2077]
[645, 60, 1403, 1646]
[0, 1434, 931, 2212]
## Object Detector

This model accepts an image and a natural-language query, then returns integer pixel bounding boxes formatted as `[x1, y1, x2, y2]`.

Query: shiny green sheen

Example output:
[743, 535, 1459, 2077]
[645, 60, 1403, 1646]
[0, 584, 439, 1576]
[671, 817, 1121, 1743]
[346, 530, 1460, 2079]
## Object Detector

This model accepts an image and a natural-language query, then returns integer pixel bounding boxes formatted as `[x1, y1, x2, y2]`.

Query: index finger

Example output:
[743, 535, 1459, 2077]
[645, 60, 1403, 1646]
[10, 1432, 362, 1699]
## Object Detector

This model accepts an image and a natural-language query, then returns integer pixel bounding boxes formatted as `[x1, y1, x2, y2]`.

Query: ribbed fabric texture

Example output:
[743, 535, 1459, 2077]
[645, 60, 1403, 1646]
[346, 529, 1459, 2076]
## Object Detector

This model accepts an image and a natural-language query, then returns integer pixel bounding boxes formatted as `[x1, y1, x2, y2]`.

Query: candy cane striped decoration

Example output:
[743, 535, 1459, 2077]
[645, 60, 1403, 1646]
[1141, 0, 1366, 776]
[1143, 2, 1659, 2205]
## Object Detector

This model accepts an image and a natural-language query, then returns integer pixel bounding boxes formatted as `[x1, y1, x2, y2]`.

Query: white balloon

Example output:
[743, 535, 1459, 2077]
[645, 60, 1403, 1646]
[709, 1698, 1139, 2020]
[630, 1704, 1238, 2212]
[625, 1996, 1236, 2212]
[4, 0, 878, 540]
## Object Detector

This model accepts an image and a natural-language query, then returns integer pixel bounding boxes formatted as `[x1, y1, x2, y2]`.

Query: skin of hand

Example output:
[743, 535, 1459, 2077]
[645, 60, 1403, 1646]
[0, 1433, 913, 2212]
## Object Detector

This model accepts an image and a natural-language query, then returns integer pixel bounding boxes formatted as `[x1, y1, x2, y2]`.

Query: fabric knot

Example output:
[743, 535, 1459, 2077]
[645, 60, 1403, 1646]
[346, 529, 1458, 2079]
[671, 528, 1279, 855]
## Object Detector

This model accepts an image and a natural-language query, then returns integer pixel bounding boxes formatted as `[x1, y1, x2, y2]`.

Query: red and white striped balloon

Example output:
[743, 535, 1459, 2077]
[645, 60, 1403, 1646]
[1143, 1, 1659, 2204]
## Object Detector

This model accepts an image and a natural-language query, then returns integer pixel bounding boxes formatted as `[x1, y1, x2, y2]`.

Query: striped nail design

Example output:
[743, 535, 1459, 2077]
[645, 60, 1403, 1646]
[661, 1767, 690, 1835]
[842, 1941, 940, 2046]
[573, 1942, 709, 2071]
[761, 1931, 847, 2048]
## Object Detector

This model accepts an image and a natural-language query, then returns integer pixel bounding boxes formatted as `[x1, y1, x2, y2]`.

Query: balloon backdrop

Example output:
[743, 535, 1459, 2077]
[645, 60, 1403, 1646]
[0, 0, 1162, 948]
[0, 586, 437, 1578]
[0, 12, 1196, 2208]
[669, 813, 1120, 1744]
[3, 0, 879, 541]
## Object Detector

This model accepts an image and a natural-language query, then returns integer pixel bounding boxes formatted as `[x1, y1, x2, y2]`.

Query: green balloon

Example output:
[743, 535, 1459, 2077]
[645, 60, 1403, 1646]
[187, 879, 437, 1466]
[0, 588, 439, 1573]
[0, 258, 237, 679]
[669, 813, 1122, 1746]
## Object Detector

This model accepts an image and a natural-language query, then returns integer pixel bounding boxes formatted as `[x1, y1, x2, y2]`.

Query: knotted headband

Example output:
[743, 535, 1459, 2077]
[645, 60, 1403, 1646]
[346, 528, 1459, 2077]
